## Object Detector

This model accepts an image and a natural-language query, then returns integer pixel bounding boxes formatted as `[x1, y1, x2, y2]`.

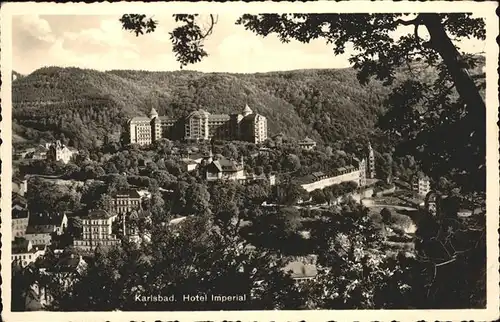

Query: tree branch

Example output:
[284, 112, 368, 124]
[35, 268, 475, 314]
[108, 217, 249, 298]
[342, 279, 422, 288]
[201, 14, 217, 39]
[393, 18, 419, 26]
[393, 14, 422, 28]
[435, 258, 456, 267]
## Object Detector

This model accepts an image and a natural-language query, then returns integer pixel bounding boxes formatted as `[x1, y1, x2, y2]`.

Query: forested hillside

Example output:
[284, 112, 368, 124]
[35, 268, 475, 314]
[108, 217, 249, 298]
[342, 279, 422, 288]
[12, 56, 484, 149]
[12, 66, 390, 149]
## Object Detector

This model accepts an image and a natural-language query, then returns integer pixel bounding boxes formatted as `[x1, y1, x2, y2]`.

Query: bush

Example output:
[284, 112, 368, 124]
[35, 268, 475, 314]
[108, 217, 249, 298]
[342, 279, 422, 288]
[389, 213, 416, 234]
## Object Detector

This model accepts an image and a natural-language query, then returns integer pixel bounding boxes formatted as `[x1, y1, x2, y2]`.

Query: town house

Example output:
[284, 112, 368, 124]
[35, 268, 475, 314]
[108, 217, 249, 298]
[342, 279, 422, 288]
[73, 209, 120, 251]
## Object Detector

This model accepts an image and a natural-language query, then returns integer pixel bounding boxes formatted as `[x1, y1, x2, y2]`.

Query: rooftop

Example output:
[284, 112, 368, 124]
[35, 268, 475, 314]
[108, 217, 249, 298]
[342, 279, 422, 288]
[112, 189, 141, 199]
[297, 164, 360, 185]
[299, 137, 316, 144]
[209, 114, 231, 120]
[149, 107, 158, 118]
[29, 212, 66, 227]
[129, 116, 151, 122]
[86, 209, 116, 220]
[12, 208, 29, 219]
[12, 192, 27, 205]
[212, 158, 243, 172]
[312, 171, 326, 178]
[181, 158, 198, 165]
[53, 255, 85, 273]
[187, 109, 211, 119]
[169, 216, 187, 226]
[12, 178, 26, 185]
[26, 225, 55, 234]
[158, 115, 174, 121]
[283, 261, 318, 279]
[12, 239, 31, 254]
[242, 113, 259, 121]
[243, 104, 253, 115]
[128, 209, 151, 220]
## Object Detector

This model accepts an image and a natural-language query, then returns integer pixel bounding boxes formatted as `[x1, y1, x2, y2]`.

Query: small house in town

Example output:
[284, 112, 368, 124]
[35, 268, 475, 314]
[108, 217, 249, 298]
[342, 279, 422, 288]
[411, 173, 431, 196]
[73, 209, 120, 251]
[12, 207, 30, 240]
[111, 189, 142, 214]
[298, 137, 317, 150]
[11, 238, 46, 267]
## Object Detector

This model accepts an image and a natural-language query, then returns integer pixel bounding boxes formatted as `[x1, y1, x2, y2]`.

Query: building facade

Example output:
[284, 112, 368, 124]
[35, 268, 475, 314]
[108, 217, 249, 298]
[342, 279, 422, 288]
[25, 228, 54, 246]
[24, 213, 68, 246]
[300, 163, 366, 193]
[206, 158, 246, 182]
[11, 239, 46, 267]
[111, 189, 142, 214]
[73, 210, 120, 251]
[13, 178, 28, 196]
[46, 141, 78, 164]
[206, 158, 276, 185]
[300, 146, 372, 193]
[128, 105, 268, 145]
[412, 175, 431, 196]
[298, 137, 317, 150]
[12, 208, 29, 240]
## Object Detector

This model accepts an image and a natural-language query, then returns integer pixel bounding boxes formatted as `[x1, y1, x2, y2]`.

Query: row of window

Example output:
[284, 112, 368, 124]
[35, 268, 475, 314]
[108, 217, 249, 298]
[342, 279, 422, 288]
[75, 240, 119, 246]
[82, 219, 112, 225]
[113, 199, 140, 205]
[82, 235, 113, 240]
[12, 254, 35, 260]
[26, 239, 50, 245]
[83, 226, 109, 232]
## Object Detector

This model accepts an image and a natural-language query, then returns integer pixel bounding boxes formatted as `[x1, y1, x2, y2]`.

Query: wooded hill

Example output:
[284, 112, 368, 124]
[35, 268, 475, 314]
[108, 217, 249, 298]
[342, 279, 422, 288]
[12, 56, 484, 150]
[11, 66, 389, 149]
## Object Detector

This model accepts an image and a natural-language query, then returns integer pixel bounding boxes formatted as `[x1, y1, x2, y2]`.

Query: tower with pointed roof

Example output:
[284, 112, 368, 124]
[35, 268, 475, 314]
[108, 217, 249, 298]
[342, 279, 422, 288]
[239, 104, 267, 144]
[242, 104, 253, 117]
[149, 107, 159, 119]
[149, 107, 162, 142]
[367, 142, 375, 179]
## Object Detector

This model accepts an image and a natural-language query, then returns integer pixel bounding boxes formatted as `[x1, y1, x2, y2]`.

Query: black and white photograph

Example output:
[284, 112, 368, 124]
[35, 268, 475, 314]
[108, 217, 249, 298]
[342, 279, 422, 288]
[1, 1, 499, 321]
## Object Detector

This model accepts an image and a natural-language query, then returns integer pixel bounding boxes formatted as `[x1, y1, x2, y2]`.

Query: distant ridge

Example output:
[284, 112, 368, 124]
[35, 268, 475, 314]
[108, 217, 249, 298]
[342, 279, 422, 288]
[12, 70, 24, 82]
[12, 56, 484, 149]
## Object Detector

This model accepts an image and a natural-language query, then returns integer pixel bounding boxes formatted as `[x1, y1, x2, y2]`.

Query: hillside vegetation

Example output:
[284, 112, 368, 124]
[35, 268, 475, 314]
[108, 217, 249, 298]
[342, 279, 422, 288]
[12, 66, 389, 149]
[12, 56, 484, 150]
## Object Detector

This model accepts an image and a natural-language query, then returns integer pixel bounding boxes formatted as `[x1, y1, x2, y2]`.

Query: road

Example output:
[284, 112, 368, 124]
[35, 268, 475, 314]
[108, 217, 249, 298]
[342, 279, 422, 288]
[361, 199, 418, 211]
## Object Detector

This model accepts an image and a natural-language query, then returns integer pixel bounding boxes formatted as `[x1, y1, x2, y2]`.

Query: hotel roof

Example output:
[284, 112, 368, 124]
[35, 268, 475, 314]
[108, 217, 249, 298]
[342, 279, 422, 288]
[187, 109, 210, 118]
[129, 116, 151, 122]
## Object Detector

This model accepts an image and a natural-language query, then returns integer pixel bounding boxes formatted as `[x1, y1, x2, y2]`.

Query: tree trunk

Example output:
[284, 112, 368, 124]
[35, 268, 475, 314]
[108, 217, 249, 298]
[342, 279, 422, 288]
[421, 13, 485, 143]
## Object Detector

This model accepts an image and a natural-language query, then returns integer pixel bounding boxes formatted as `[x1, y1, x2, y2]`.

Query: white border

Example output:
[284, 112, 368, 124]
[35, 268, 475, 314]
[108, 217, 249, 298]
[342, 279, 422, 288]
[1, 2, 499, 321]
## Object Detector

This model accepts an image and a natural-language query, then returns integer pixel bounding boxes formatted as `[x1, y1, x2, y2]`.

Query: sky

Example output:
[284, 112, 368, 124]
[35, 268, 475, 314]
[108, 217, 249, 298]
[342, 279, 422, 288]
[12, 14, 487, 75]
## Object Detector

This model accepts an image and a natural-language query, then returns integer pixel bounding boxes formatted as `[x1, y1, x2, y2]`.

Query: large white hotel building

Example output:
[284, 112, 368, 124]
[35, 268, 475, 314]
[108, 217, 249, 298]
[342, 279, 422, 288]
[128, 104, 268, 145]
